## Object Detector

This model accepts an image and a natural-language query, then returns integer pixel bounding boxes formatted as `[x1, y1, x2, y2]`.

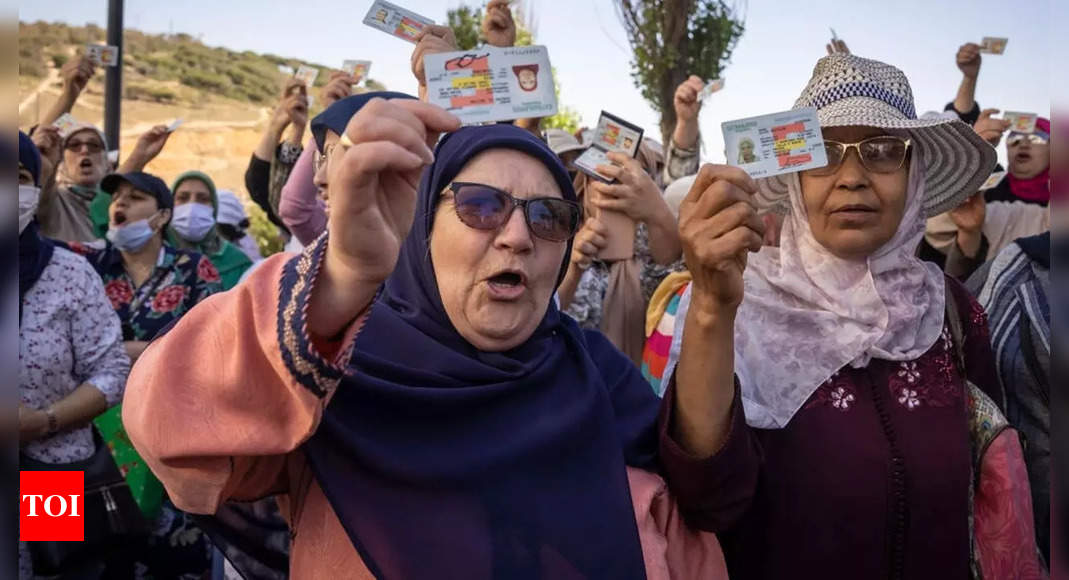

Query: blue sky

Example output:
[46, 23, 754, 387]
[21, 0, 1050, 165]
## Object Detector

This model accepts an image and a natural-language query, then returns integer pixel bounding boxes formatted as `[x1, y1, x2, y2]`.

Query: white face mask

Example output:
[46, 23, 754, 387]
[19, 185, 41, 234]
[107, 218, 157, 252]
[171, 202, 216, 242]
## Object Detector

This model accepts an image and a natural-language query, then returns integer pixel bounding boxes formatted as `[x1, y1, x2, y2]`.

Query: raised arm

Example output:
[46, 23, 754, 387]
[117, 125, 173, 173]
[30, 127, 63, 217]
[122, 253, 362, 514]
[278, 145, 327, 245]
[665, 76, 705, 183]
[671, 164, 763, 456]
[40, 55, 96, 127]
[307, 98, 460, 337]
[949, 43, 982, 123]
[658, 164, 765, 531]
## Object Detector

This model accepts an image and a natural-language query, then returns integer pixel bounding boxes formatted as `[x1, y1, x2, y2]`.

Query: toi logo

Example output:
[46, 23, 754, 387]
[20, 471, 84, 541]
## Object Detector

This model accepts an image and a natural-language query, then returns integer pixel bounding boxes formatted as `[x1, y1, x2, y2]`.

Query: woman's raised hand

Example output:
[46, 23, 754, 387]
[325, 98, 460, 287]
[678, 164, 764, 312]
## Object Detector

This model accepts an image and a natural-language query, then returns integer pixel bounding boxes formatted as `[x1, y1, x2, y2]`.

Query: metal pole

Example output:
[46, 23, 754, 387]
[104, 0, 123, 156]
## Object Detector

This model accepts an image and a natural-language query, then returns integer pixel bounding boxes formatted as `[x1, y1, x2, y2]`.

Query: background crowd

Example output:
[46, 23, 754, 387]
[17, 2, 1055, 579]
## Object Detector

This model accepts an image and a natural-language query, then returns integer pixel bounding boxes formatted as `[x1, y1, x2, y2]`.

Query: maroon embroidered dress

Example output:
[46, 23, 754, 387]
[659, 279, 1007, 579]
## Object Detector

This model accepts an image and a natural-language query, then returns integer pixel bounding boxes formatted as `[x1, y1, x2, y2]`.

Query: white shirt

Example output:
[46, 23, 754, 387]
[19, 247, 130, 464]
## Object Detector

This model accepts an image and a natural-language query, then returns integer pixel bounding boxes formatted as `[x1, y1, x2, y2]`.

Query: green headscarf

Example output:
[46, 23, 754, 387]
[168, 170, 252, 289]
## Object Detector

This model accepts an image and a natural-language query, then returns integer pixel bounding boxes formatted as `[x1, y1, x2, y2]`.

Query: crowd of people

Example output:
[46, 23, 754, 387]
[18, 4, 1052, 579]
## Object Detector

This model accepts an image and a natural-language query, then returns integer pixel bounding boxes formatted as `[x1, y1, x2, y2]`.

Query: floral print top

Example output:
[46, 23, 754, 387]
[68, 242, 222, 341]
[19, 247, 130, 464]
[565, 223, 683, 329]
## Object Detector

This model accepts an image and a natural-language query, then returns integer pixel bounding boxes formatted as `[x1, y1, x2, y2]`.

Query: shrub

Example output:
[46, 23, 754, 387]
[125, 83, 177, 103]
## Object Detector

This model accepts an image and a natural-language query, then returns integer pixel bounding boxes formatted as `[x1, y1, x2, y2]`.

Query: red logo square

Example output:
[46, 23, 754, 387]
[20, 471, 84, 541]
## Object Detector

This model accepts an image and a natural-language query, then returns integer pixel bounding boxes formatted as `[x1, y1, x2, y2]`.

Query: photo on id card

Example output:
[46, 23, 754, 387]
[573, 111, 644, 183]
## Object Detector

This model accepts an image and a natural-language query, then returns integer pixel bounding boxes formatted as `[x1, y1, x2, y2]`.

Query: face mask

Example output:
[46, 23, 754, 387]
[107, 218, 156, 252]
[171, 203, 215, 242]
[19, 185, 41, 234]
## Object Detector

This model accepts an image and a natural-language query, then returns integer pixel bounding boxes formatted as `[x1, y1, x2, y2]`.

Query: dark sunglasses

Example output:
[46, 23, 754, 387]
[65, 140, 105, 154]
[806, 135, 911, 177]
[1007, 134, 1048, 147]
[447, 182, 581, 242]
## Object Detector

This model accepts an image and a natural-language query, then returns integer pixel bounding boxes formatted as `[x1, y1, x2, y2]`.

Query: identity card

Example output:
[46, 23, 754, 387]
[978, 171, 1007, 191]
[698, 78, 725, 101]
[721, 107, 828, 178]
[424, 45, 558, 124]
[87, 44, 119, 67]
[363, 0, 435, 44]
[295, 65, 319, 87]
[1003, 111, 1037, 134]
[342, 60, 372, 83]
[573, 111, 644, 182]
[979, 37, 1008, 54]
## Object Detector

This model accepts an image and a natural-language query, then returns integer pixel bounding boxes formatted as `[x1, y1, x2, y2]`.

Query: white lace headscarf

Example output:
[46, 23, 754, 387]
[666, 152, 946, 429]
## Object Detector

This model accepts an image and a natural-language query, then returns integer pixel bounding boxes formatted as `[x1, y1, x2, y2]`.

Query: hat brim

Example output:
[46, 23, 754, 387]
[755, 97, 997, 217]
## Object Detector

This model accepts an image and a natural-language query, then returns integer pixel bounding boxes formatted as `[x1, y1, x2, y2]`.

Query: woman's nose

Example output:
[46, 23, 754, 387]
[494, 206, 534, 252]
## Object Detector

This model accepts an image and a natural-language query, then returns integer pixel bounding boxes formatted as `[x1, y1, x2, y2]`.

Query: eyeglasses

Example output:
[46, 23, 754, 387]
[1007, 134, 1048, 147]
[315, 143, 337, 174]
[447, 182, 581, 242]
[806, 136, 911, 177]
[65, 140, 105, 154]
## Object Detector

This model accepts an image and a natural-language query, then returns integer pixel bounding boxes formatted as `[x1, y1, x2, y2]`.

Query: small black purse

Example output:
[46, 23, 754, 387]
[20, 428, 149, 576]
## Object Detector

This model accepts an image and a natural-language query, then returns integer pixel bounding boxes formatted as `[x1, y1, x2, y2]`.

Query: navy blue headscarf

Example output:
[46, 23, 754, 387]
[19, 131, 53, 322]
[304, 124, 660, 579]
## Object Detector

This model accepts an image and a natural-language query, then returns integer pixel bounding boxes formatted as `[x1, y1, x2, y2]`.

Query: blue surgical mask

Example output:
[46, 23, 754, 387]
[171, 202, 216, 242]
[106, 218, 156, 252]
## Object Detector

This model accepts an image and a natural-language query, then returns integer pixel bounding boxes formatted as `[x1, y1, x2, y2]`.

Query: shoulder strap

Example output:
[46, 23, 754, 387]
[944, 283, 967, 374]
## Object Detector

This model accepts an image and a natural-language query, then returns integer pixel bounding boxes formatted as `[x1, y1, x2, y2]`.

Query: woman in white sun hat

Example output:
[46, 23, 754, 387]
[643, 54, 1044, 578]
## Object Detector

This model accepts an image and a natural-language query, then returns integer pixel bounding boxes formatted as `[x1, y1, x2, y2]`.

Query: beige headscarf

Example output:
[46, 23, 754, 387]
[573, 168, 646, 365]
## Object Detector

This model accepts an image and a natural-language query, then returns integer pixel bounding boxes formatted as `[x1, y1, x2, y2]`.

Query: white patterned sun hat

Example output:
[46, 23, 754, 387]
[755, 54, 997, 217]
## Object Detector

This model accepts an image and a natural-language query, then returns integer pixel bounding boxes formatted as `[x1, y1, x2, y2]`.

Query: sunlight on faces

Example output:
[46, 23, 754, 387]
[430, 149, 568, 352]
[313, 130, 341, 216]
[62, 128, 108, 187]
[1007, 136, 1049, 179]
[798, 126, 909, 261]
[109, 182, 169, 232]
[174, 178, 214, 207]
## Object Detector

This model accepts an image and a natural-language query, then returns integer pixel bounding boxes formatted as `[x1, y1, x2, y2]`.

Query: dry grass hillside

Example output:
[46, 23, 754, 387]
[18, 20, 386, 251]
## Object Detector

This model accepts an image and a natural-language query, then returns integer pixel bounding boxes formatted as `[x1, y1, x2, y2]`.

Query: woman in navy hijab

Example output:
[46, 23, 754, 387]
[122, 96, 736, 579]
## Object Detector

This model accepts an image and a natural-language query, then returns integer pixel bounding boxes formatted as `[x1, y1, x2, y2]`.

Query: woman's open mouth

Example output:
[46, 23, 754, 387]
[112, 211, 127, 226]
[486, 270, 527, 301]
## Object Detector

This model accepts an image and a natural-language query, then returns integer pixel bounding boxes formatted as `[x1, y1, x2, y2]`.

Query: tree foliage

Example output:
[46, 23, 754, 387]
[445, 3, 581, 133]
[615, 0, 745, 144]
[447, 5, 484, 50]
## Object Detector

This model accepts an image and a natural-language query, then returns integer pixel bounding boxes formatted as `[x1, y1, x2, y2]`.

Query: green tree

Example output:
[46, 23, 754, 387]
[615, 0, 745, 144]
[447, 5, 484, 50]
[445, 3, 582, 133]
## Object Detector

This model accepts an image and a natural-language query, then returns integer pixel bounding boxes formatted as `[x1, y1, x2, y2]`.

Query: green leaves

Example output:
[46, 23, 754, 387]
[615, 0, 745, 143]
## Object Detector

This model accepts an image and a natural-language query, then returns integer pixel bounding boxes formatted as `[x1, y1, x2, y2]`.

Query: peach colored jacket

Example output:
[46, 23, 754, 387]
[122, 251, 728, 579]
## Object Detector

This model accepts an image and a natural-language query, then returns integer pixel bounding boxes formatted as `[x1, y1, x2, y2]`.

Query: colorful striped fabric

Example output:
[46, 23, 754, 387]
[641, 282, 689, 397]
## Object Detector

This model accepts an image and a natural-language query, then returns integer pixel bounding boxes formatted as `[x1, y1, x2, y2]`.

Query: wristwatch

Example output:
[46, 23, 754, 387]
[44, 407, 59, 437]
